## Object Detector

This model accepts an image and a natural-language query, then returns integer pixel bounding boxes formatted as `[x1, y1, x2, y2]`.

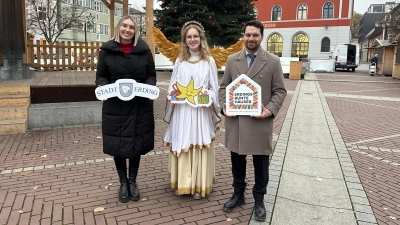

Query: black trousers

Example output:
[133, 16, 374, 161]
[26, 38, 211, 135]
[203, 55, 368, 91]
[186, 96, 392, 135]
[114, 156, 141, 170]
[230, 151, 269, 201]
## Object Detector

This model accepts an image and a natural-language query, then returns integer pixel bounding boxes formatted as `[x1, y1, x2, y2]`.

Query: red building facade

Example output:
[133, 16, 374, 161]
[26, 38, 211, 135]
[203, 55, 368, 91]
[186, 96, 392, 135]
[254, 0, 354, 58]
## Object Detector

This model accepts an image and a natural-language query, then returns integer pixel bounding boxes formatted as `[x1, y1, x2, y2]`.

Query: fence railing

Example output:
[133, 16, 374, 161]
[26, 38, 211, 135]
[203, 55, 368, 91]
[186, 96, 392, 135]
[26, 40, 103, 71]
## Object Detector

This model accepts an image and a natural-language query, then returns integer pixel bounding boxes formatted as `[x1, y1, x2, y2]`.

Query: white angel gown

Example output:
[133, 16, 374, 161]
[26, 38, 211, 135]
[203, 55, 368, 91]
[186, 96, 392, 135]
[163, 51, 220, 197]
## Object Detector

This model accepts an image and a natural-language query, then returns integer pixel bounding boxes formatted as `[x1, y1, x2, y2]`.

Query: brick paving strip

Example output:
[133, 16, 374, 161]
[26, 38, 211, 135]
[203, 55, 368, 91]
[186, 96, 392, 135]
[307, 69, 400, 224]
[262, 78, 377, 225]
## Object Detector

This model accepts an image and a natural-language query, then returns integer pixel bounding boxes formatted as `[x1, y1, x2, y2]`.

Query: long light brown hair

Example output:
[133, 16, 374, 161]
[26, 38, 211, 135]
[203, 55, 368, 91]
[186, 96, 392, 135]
[179, 21, 211, 62]
[112, 16, 140, 46]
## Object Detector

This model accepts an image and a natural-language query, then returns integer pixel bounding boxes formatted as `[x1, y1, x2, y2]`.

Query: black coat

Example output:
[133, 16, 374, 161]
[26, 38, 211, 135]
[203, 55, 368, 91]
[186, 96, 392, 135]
[95, 39, 156, 159]
[370, 56, 378, 64]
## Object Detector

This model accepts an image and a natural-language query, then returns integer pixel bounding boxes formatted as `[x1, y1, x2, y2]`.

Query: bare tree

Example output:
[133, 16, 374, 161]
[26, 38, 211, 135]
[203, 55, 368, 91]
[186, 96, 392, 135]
[26, 0, 89, 44]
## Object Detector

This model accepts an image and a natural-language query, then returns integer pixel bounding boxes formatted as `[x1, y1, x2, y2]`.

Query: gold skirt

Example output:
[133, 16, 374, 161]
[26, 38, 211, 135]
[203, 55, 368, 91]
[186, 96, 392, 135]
[168, 142, 216, 197]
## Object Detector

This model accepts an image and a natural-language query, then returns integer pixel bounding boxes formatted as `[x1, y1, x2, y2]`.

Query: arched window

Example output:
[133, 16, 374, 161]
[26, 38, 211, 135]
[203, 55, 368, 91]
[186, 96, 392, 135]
[291, 33, 309, 58]
[321, 37, 330, 52]
[272, 5, 281, 21]
[267, 33, 283, 57]
[297, 3, 307, 20]
[323, 2, 333, 18]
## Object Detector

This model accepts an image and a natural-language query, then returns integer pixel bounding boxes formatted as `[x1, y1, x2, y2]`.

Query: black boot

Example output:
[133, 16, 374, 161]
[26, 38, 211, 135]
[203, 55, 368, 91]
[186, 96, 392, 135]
[128, 168, 140, 201]
[117, 169, 129, 203]
[223, 193, 245, 212]
[254, 200, 266, 222]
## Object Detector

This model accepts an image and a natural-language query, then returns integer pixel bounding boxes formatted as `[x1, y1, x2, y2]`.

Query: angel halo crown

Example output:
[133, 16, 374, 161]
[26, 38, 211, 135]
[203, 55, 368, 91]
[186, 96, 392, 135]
[181, 21, 205, 35]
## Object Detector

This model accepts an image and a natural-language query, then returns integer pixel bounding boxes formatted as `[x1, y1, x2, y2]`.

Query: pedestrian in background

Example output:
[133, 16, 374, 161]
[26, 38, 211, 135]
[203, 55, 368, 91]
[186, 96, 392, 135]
[163, 21, 221, 200]
[218, 20, 287, 221]
[370, 53, 379, 75]
[95, 15, 156, 203]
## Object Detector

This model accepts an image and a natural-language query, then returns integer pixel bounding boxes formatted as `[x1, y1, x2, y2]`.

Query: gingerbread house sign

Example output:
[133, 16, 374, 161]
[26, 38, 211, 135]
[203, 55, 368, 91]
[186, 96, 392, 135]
[226, 74, 262, 115]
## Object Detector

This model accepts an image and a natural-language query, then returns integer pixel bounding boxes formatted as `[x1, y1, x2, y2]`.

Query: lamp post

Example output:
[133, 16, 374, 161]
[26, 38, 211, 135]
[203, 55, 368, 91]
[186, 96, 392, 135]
[375, 14, 400, 41]
[375, 20, 388, 40]
[84, 13, 95, 43]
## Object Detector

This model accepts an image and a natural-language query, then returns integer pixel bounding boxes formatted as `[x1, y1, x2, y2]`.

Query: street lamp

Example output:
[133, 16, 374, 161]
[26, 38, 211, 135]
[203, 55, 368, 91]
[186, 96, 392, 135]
[84, 13, 95, 43]
[375, 15, 400, 41]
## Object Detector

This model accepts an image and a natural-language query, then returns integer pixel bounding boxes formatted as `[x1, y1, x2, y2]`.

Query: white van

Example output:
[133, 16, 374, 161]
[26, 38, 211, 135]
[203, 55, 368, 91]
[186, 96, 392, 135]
[331, 43, 359, 72]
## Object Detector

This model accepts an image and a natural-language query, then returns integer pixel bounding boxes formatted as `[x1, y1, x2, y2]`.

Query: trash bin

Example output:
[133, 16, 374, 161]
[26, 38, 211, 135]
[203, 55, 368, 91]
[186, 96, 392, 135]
[289, 61, 302, 80]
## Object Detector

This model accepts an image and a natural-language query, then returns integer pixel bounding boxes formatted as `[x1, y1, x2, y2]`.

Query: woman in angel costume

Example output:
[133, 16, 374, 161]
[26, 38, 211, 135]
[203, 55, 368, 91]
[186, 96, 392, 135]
[163, 21, 221, 200]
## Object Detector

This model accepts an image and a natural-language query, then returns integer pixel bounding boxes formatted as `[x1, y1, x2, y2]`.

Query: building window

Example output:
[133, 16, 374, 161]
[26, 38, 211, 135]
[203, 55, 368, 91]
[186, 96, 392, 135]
[115, 6, 122, 16]
[272, 5, 282, 21]
[97, 34, 100, 41]
[291, 33, 309, 58]
[38, 6, 47, 21]
[105, 25, 109, 35]
[92, 23, 96, 33]
[323, 2, 333, 18]
[267, 33, 283, 57]
[94, 1, 100, 11]
[372, 5, 383, 12]
[297, 3, 307, 20]
[100, 24, 104, 34]
[321, 37, 330, 52]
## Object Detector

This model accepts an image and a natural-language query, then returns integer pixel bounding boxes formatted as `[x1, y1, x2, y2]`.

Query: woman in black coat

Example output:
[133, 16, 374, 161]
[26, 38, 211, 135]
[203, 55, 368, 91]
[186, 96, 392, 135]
[95, 16, 156, 203]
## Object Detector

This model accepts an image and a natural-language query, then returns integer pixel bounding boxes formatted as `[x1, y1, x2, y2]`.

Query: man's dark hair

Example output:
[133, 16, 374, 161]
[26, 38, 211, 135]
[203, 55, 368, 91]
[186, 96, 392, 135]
[243, 20, 264, 36]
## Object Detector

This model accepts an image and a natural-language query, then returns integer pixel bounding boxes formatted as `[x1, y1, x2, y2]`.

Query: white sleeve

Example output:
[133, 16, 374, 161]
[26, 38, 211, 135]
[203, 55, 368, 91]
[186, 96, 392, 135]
[208, 57, 220, 113]
[167, 58, 181, 94]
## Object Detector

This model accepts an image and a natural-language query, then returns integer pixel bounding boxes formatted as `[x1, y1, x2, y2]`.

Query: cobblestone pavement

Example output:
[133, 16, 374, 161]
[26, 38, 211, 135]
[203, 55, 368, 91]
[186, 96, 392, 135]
[0, 71, 296, 225]
[1, 64, 399, 224]
[316, 64, 400, 225]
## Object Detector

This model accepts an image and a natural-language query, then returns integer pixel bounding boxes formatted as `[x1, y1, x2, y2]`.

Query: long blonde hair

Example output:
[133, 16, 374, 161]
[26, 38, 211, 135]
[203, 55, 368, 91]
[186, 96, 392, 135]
[112, 16, 140, 46]
[179, 21, 211, 62]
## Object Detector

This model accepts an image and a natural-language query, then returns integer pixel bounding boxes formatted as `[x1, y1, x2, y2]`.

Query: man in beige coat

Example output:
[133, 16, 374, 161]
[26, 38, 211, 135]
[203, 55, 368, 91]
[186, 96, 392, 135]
[218, 20, 287, 222]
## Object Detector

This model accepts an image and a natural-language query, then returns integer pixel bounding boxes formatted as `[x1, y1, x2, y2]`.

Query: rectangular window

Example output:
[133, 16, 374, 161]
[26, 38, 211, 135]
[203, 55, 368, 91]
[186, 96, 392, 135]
[105, 25, 109, 35]
[38, 6, 47, 21]
[91, 23, 96, 33]
[115, 7, 122, 16]
[372, 6, 383, 12]
[100, 24, 104, 34]
[94, 1, 100, 11]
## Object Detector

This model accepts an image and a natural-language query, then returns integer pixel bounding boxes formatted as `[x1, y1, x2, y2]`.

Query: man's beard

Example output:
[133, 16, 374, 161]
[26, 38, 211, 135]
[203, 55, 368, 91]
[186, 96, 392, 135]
[245, 42, 258, 51]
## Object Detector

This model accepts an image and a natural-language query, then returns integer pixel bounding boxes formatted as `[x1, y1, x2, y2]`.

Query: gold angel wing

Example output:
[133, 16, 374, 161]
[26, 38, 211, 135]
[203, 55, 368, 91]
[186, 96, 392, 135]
[152, 27, 181, 64]
[210, 39, 244, 70]
[225, 39, 244, 55]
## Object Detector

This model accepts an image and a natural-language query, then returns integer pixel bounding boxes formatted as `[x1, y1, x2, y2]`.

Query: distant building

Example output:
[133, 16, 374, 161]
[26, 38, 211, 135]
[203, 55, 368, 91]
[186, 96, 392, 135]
[129, 6, 146, 37]
[358, 2, 398, 62]
[58, 0, 123, 43]
[26, 0, 124, 43]
[254, 0, 354, 59]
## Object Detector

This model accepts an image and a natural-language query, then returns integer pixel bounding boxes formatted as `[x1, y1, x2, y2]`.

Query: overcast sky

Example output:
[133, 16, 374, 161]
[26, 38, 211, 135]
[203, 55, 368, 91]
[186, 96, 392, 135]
[129, 0, 394, 14]
[353, 0, 391, 13]
[128, 0, 160, 10]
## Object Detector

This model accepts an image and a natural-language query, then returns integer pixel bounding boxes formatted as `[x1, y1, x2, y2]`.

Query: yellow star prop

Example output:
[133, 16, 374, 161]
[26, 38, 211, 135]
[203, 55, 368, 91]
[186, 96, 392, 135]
[176, 78, 202, 105]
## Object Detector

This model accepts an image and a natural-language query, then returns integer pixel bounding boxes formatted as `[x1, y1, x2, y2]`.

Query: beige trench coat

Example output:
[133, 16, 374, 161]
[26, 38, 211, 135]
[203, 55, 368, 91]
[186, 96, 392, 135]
[218, 48, 287, 155]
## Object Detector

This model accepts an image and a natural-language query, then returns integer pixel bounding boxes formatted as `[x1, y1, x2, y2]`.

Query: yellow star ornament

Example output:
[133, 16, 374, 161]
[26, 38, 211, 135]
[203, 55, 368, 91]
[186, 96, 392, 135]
[176, 77, 202, 105]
